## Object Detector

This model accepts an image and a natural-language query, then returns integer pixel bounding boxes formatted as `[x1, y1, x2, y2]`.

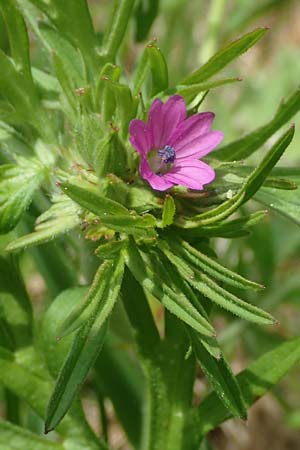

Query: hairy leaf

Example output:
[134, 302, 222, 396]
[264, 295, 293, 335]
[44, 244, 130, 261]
[160, 238, 263, 290]
[125, 240, 215, 337]
[190, 331, 247, 419]
[0, 157, 46, 233]
[45, 255, 124, 432]
[6, 195, 80, 251]
[193, 337, 300, 442]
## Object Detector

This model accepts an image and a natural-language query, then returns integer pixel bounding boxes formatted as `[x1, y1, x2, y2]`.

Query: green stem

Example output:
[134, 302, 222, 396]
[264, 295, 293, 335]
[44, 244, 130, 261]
[163, 313, 195, 450]
[102, 0, 136, 62]
[122, 268, 195, 450]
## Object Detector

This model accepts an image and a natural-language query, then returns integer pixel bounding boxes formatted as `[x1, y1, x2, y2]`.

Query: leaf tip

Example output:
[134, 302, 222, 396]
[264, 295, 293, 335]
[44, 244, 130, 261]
[44, 425, 52, 435]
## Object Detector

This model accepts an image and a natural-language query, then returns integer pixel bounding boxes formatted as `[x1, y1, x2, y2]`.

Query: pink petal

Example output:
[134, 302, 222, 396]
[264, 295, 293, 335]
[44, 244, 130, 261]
[175, 131, 224, 159]
[164, 159, 215, 190]
[140, 158, 174, 191]
[148, 95, 186, 149]
[168, 112, 215, 147]
[129, 119, 151, 156]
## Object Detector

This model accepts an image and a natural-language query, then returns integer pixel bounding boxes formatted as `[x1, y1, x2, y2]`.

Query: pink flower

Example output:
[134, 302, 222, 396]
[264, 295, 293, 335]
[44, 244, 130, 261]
[129, 95, 224, 191]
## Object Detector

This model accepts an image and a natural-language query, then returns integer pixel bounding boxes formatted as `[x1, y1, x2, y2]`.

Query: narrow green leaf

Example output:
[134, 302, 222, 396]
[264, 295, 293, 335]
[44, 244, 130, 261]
[61, 179, 157, 236]
[0, 419, 63, 450]
[6, 220, 78, 251]
[102, 0, 136, 61]
[0, 158, 46, 233]
[146, 43, 169, 95]
[197, 273, 275, 325]
[179, 210, 267, 238]
[101, 213, 156, 229]
[0, 351, 106, 449]
[162, 238, 263, 290]
[112, 81, 137, 137]
[242, 125, 295, 203]
[160, 195, 176, 228]
[45, 255, 124, 432]
[61, 179, 130, 216]
[42, 286, 88, 377]
[133, 46, 149, 95]
[57, 260, 114, 338]
[32, 67, 60, 94]
[176, 190, 245, 228]
[125, 240, 215, 337]
[194, 337, 300, 441]
[214, 89, 300, 160]
[95, 239, 127, 259]
[100, 69, 121, 122]
[95, 133, 128, 178]
[262, 176, 297, 190]
[52, 52, 77, 116]
[162, 77, 241, 103]
[190, 332, 247, 419]
[159, 245, 275, 325]
[5, 195, 80, 251]
[151, 251, 220, 358]
[182, 28, 268, 85]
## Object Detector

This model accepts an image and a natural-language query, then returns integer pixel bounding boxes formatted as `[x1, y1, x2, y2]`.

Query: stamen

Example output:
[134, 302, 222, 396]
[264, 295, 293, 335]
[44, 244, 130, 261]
[158, 145, 176, 164]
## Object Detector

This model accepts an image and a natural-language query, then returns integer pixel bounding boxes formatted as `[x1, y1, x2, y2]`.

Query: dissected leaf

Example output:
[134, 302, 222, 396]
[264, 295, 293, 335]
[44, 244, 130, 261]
[5, 195, 80, 251]
[0, 157, 46, 233]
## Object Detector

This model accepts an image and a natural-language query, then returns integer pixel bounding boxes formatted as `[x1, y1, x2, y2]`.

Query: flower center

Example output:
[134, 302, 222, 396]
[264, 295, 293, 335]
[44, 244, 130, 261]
[157, 145, 176, 164]
[148, 145, 176, 175]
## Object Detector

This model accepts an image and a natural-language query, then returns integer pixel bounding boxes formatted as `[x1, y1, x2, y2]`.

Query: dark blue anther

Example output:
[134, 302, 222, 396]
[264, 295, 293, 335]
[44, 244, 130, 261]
[158, 145, 176, 164]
